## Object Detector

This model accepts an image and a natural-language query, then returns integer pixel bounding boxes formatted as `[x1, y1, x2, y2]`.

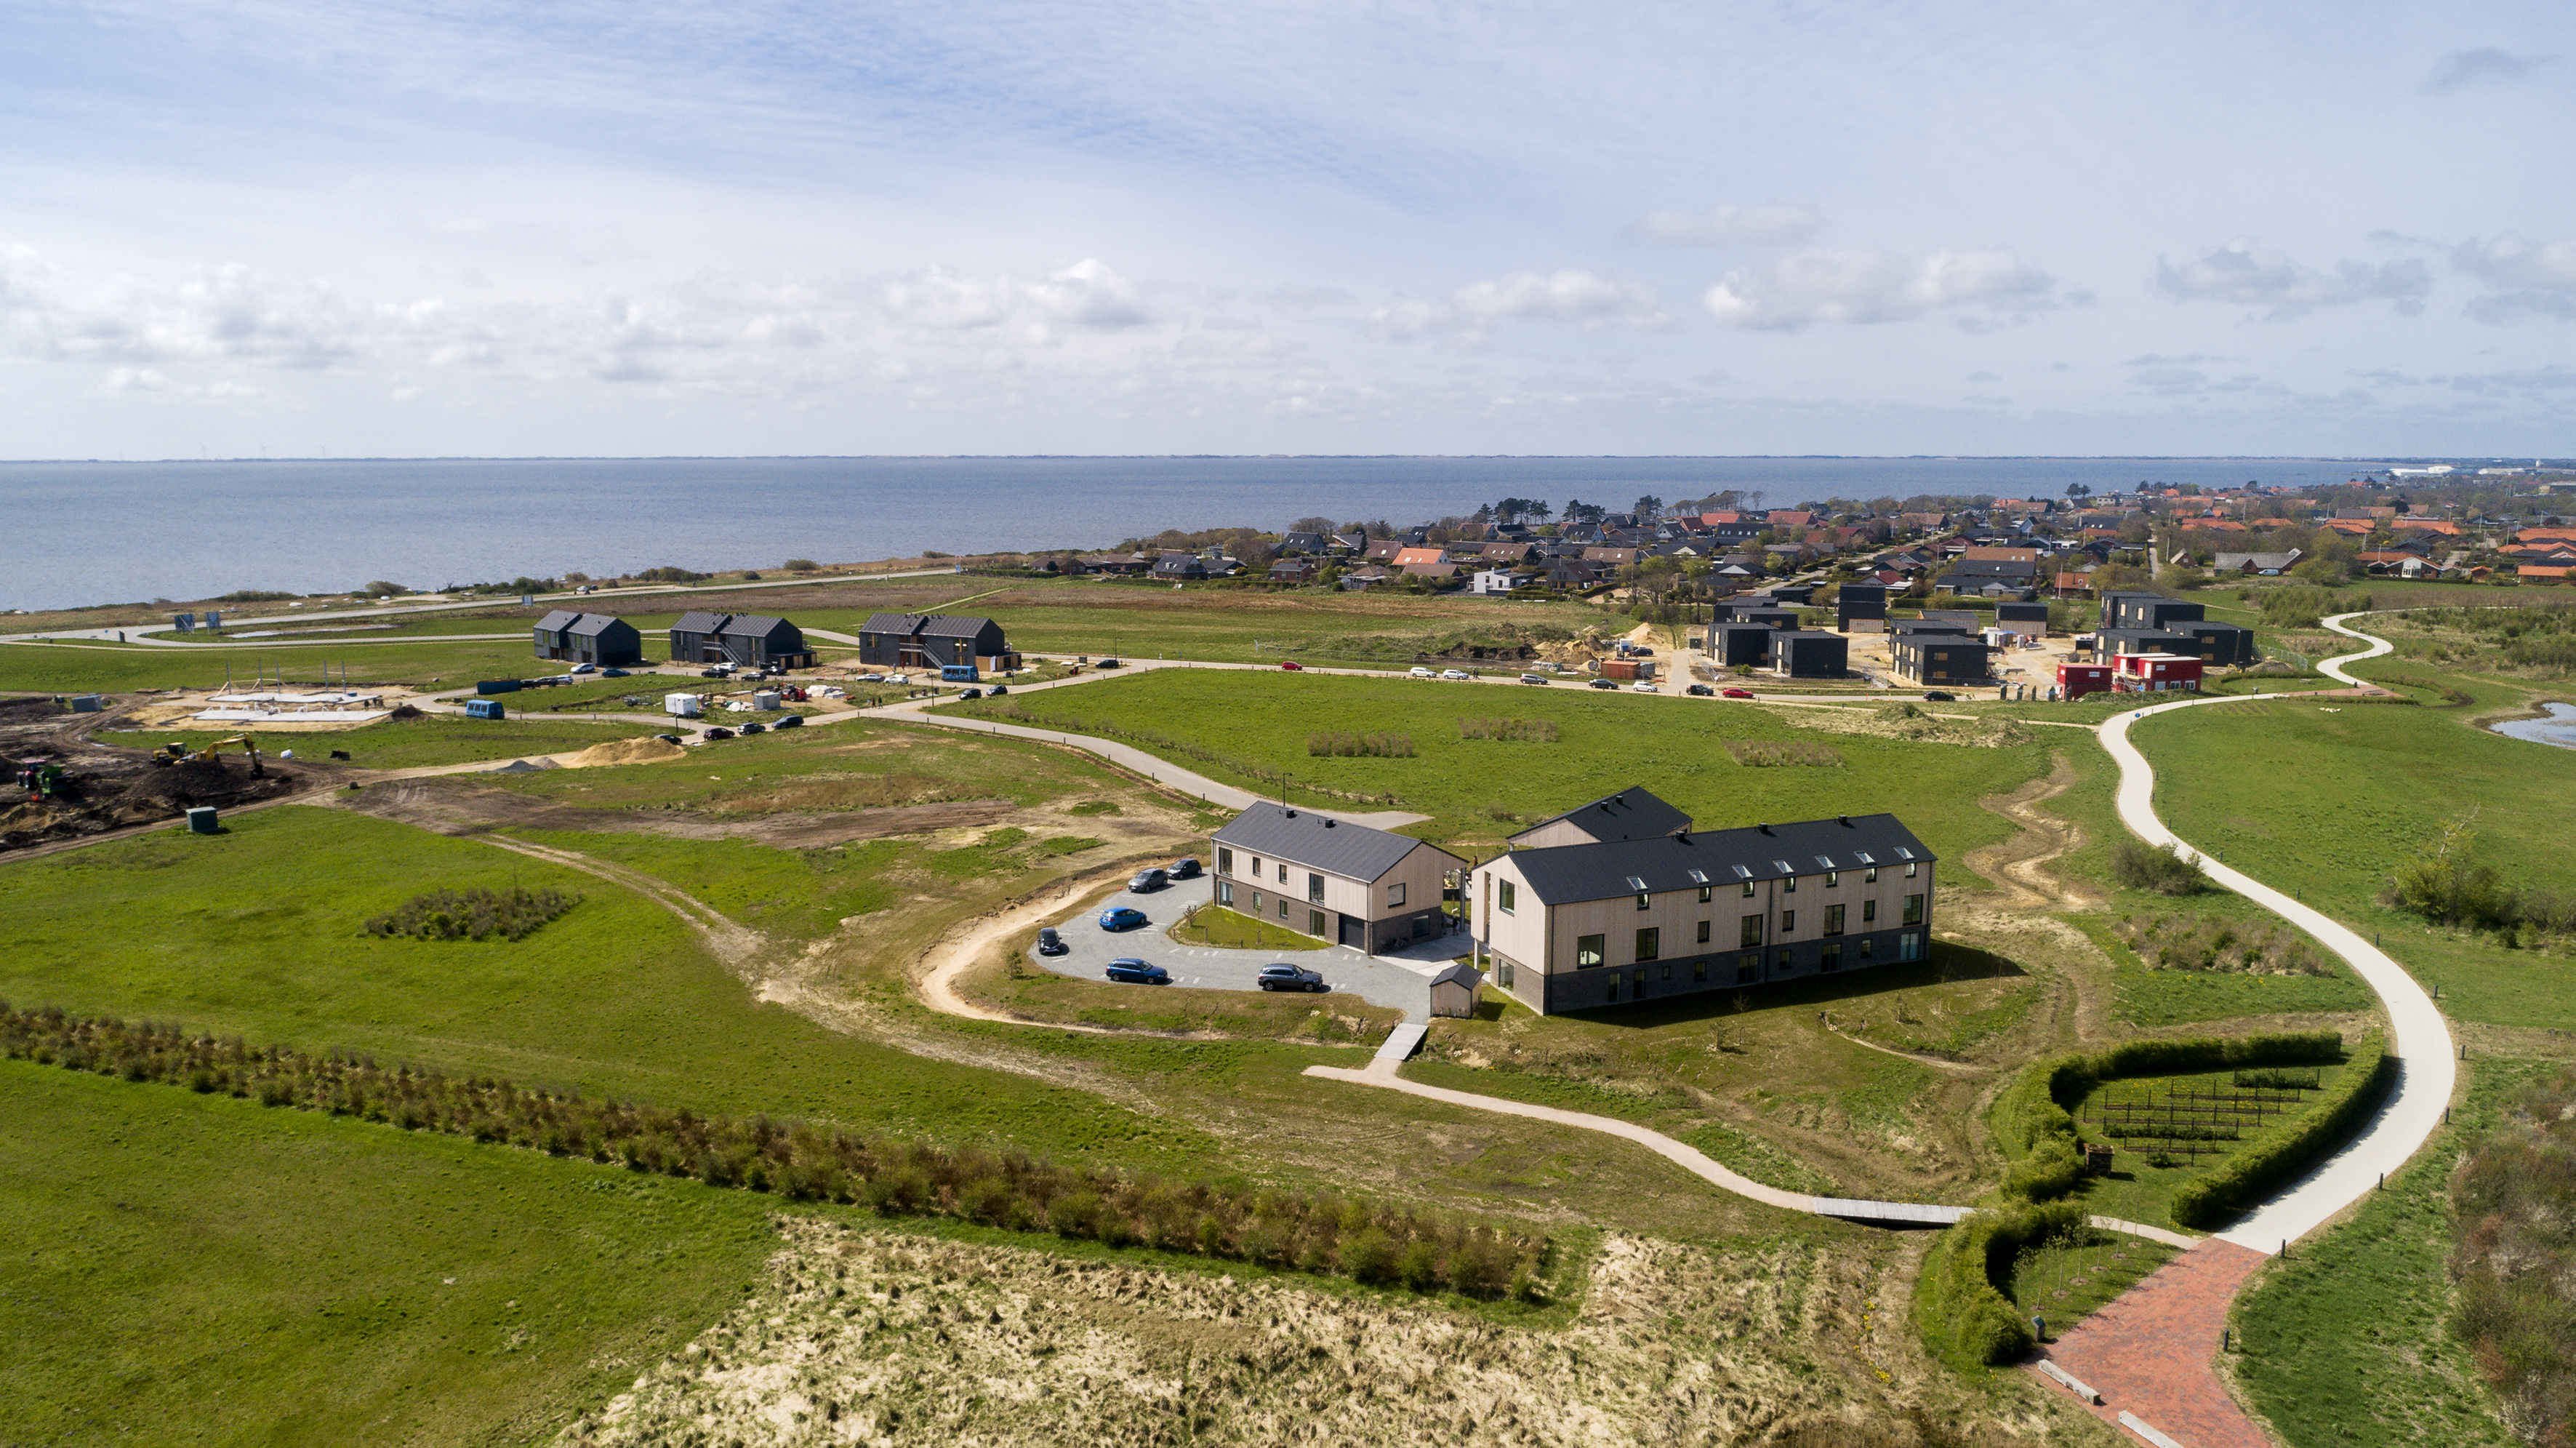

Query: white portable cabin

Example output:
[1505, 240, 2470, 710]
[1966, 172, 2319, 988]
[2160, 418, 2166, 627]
[664, 693, 704, 719]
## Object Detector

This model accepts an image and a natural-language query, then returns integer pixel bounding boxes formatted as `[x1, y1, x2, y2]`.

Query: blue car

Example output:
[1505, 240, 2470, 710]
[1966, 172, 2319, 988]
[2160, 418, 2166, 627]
[1097, 905, 1149, 932]
[1104, 958, 1169, 985]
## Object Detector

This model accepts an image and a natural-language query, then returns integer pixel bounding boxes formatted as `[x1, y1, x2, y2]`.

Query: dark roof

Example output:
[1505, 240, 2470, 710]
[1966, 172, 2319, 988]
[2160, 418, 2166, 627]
[534, 609, 581, 631]
[718, 614, 793, 639]
[1211, 804, 1458, 883]
[566, 614, 629, 637]
[675, 610, 797, 640]
[1509, 786, 1690, 845]
[1507, 814, 1935, 905]
[859, 612, 923, 635]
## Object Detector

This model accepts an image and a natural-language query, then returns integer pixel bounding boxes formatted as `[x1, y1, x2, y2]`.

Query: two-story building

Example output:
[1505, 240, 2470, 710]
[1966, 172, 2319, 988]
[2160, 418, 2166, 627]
[1210, 804, 1466, 953]
[856, 612, 1017, 673]
[669, 612, 815, 669]
[1472, 811, 1935, 1014]
[532, 609, 643, 667]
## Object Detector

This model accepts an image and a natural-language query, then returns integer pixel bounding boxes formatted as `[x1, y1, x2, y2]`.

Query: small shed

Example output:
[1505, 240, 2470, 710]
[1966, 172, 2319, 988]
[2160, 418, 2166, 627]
[1427, 961, 1483, 1018]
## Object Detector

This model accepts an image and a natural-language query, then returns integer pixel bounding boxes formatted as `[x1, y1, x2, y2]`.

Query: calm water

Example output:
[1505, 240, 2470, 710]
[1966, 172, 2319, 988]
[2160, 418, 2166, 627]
[3, 455, 2371, 612]
[2492, 702, 2576, 751]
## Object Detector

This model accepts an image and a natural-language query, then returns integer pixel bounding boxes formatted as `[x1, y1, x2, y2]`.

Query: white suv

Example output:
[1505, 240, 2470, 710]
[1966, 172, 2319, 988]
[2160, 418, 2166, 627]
[1439, 668, 1472, 681]
[1409, 665, 1437, 679]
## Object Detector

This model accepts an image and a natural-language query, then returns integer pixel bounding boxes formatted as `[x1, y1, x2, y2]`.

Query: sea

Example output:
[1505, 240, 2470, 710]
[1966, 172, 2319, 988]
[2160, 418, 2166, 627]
[2, 455, 2379, 613]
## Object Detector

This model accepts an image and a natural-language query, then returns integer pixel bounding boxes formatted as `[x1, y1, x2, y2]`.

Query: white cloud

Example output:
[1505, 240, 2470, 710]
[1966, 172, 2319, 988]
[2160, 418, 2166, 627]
[2151, 241, 2430, 321]
[1371, 271, 1666, 342]
[2451, 234, 2576, 323]
[1632, 203, 1825, 246]
[2447, 365, 2576, 395]
[1702, 247, 2062, 331]
[0, 245, 363, 369]
[2422, 48, 2554, 92]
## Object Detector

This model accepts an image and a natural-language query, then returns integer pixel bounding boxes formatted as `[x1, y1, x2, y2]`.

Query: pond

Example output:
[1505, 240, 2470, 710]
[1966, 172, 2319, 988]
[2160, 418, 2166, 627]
[2492, 701, 2576, 751]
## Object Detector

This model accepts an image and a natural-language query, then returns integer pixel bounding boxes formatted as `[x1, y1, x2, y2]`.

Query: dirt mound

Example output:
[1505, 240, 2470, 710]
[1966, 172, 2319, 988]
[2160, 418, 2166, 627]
[111, 757, 298, 812]
[563, 736, 688, 768]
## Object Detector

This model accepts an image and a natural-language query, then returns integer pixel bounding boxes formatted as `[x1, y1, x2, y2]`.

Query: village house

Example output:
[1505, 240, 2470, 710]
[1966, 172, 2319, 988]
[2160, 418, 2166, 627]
[532, 609, 644, 667]
[1472, 797, 1935, 1015]
[669, 612, 815, 669]
[1210, 804, 1465, 952]
[855, 612, 1016, 673]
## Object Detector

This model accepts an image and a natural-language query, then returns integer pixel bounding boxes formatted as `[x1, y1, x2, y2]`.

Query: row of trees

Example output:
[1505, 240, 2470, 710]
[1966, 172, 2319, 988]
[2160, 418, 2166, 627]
[0, 1004, 1552, 1299]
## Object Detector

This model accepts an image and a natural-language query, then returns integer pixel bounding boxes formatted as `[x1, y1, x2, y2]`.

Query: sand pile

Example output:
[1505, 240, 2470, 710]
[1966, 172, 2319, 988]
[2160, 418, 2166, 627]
[563, 736, 688, 769]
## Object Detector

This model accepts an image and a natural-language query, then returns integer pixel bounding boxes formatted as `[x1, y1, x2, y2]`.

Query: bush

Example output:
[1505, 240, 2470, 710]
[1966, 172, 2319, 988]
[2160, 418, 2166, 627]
[364, 887, 579, 942]
[783, 559, 819, 572]
[1306, 731, 1414, 758]
[636, 566, 707, 583]
[1723, 739, 1845, 768]
[2453, 1065, 2576, 1444]
[2171, 1034, 2391, 1228]
[2109, 839, 2211, 895]
[2383, 816, 2513, 930]
[1914, 1200, 2087, 1367]
[1456, 716, 1558, 743]
[217, 590, 299, 603]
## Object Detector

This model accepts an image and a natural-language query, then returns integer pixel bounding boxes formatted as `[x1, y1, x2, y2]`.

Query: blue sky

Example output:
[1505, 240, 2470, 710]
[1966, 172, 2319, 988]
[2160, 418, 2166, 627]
[1, 0, 2570, 457]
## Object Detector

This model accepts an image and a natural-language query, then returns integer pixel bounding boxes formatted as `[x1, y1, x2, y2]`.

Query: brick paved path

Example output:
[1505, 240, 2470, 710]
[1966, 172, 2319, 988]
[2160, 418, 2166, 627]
[2028, 1239, 2273, 1448]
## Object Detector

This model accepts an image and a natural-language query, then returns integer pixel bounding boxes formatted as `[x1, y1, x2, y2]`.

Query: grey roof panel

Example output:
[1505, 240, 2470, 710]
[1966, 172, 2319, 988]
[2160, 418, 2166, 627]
[534, 609, 581, 632]
[673, 610, 729, 633]
[1211, 804, 1461, 883]
[566, 614, 628, 637]
[1506, 814, 1935, 906]
[1507, 785, 1692, 845]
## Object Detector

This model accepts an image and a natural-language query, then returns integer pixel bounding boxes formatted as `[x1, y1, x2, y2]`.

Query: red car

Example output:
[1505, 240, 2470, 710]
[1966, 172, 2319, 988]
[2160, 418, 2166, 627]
[1280, 660, 1304, 671]
[1720, 687, 1754, 699]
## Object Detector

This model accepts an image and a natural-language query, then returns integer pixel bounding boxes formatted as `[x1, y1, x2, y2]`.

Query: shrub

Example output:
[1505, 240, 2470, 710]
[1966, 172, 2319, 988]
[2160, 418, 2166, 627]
[783, 559, 819, 572]
[364, 887, 580, 942]
[2171, 1033, 2391, 1228]
[2453, 1064, 2576, 1444]
[2114, 913, 2332, 975]
[636, 566, 707, 583]
[2384, 816, 2513, 930]
[2108, 839, 2211, 895]
[1456, 716, 1558, 743]
[1306, 731, 1414, 758]
[1914, 1200, 2087, 1367]
[1722, 739, 1845, 768]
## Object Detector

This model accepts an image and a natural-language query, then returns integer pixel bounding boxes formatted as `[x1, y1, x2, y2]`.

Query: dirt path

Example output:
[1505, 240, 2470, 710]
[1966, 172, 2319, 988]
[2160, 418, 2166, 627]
[1958, 751, 2094, 911]
[337, 774, 1024, 849]
[911, 865, 1140, 1033]
[461, 828, 770, 972]
[1822, 1023, 1986, 1075]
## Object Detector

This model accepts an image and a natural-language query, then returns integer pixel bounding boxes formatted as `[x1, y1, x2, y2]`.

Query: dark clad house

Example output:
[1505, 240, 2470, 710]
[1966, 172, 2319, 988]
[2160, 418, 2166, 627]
[1710, 623, 1778, 666]
[1474, 812, 1937, 1014]
[1836, 583, 1888, 633]
[1506, 785, 1694, 849]
[1768, 630, 1848, 678]
[856, 613, 1016, 671]
[670, 611, 815, 669]
[1892, 634, 1991, 684]
[533, 610, 644, 667]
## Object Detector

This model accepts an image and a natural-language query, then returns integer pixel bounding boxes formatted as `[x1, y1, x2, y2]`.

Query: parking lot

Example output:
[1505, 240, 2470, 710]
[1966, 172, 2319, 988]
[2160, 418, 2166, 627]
[1032, 873, 1464, 1021]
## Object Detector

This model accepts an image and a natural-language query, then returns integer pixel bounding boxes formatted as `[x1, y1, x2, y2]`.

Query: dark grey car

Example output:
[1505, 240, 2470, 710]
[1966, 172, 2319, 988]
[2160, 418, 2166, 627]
[1128, 868, 1168, 892]
[1257, 963, 1325, 992]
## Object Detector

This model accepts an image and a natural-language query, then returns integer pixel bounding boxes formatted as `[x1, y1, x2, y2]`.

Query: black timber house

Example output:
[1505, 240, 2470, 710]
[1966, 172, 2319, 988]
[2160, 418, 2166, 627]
[854, 614, 1017, 672]
[533, 610, 644, 667]
[669, 612, 815, 669]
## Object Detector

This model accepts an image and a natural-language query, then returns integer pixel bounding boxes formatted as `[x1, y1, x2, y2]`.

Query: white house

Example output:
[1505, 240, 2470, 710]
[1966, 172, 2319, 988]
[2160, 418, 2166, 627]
[1211, 804, 1466, 953]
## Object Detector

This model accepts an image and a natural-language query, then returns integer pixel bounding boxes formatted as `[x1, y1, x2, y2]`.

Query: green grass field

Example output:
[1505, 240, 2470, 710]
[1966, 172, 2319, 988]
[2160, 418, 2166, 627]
[2228, 1057, 2530, 1447]
[2139, 697, 2576, 1030]
[0, 1057, 787, 1448]
[0, 638, 558, 695]
[939, 668, 2055, 861]
[0, 806, 1208, 1169]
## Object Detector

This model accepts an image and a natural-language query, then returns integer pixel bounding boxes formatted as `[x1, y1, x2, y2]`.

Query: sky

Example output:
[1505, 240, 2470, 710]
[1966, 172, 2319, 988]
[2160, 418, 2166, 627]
[1, 0, 2571, 459]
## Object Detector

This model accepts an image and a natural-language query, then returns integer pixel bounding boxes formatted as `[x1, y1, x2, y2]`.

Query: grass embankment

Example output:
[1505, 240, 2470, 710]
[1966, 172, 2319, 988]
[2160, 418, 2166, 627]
[0, 637, 550, 694]
[0, 807, 1205, 1165]
[2228, 1058, 2532, 1448]
[2140, 696, 2576, 1031]
[968, 948, 1406, 1041]
[941, 668, 2053, 863]
[0, 1056, 783, 1448]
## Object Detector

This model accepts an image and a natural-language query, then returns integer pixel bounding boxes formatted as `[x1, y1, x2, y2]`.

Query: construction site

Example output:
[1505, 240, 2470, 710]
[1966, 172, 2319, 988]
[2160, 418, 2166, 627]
[0, 697, 315, 854]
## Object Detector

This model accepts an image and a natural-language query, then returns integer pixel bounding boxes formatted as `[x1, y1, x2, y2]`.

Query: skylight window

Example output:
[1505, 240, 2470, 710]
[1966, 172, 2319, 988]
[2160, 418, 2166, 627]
[1732, 864, 1753, 879]
[1686, 869, 1709, 885]
[1625, 876, 1649, 892]
[1894, 847, 1916, 860]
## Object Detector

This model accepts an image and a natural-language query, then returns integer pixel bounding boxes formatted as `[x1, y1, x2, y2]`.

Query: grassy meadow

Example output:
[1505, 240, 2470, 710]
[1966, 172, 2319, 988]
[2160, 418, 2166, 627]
[0, 1057, 785, 1448]
[939, 667, 2055, 861]
[2138, 696, 2576, 1030]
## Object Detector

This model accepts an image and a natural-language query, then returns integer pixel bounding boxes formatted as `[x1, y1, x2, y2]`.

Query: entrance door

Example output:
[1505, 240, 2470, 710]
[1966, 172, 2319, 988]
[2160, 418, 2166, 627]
[1339, 914, 1361, 948]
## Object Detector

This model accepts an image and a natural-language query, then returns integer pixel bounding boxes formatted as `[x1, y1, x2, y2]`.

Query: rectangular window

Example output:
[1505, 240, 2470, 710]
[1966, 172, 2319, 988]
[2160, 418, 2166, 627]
[1634, 967, 1648, 994]
[1697, 884, 1713, 903]
[1826, 903, 1845, 936]
[1859, 937, 1873, 959]
[1739, 913, 1764, 948]
[1906, 861, 1919, 879]
[1821, 943, 1842, 972]
[1862, 898, 1877, 924]
[1736, 954, 1759, 984]
[1251, 856, 1261, 879]
[1693, 960, 1706, 983]
[1305, 873, 1323, 903]
[1498, 959, 1514, 988]
[1605, 973, 1620, 1003]
[1903, 894, 1925, 925]
[1498, 880, 1516, 915]
[1278, 863, 1288, 884]
[1308, 909, 1325, 936]
[1251, 891, 1263, 913]
[1826, 870, 1839, 888]
[1696, 920, 1712, 945]
[1866, 865, 1879, 884]
[1576, 934, 1605, 969]
[1634, 927, 1660, 962]
[1783, 875, 1799, 893]
[1742, 880, 1756, 898]
[1901, 931, 1923, 961]
[1218, 881, 1234, 907]
[1781, 908, 1796, 934]
[1218, 847, 1233, 876]
[1636, 891, 1651, 911]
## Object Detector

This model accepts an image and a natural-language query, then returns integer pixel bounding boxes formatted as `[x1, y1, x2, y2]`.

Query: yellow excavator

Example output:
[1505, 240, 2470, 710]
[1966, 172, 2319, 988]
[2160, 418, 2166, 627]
[152, 735, 264, 776]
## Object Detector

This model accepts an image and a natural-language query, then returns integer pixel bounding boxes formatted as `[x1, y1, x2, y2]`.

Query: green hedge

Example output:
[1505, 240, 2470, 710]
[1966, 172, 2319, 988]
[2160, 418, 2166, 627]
[1914, 1199, 2088, 1367]
[2170, 1033, 2392, 1229]
[1989, 1031, 2346, 1203]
